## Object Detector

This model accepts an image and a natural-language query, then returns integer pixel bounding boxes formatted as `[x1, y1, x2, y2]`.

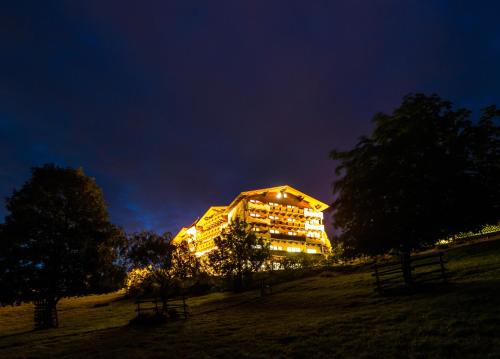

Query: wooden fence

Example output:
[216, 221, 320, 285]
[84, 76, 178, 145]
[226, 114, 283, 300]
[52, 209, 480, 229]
[135, 295, 189, 320]
[372, 252, 447, 292]
[34, 299, 58, 329]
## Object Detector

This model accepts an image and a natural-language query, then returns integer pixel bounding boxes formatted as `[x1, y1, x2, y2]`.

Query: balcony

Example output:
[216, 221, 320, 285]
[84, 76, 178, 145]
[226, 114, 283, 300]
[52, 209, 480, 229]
[304, 208, 323, 219]
[247, 216, 271, 225]
[270, 233, 306, 242]
[248, 201, 270, 211]
[305, 223, 325, 231]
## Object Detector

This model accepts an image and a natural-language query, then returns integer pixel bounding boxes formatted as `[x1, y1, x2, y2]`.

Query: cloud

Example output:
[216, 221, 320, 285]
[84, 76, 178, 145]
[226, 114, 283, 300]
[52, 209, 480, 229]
[1, 0, 499, 233]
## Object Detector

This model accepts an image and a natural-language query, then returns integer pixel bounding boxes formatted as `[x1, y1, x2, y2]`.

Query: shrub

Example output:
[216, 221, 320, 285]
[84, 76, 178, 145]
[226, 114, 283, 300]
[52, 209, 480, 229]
[125, 267, 154, 297]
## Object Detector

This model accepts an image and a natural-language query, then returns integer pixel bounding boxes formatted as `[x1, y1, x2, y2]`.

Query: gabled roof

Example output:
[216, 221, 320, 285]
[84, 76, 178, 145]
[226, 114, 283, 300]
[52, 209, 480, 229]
[195, 206, 227, 228]
[227, 185, 329, 211]
[171, 227, 188, 244]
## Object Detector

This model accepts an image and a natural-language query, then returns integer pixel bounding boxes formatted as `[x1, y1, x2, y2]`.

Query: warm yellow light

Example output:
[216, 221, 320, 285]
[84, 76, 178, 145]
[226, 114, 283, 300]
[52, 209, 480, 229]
[172, 185, 332, 258]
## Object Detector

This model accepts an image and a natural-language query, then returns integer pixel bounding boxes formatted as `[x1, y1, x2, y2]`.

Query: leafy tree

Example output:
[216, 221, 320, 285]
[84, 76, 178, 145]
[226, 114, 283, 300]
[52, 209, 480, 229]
[125, 231, 173, 306]
[125, 231, 199, 309]
[0, 164, 125, 328]
[126, 231, 173, 271]
[170, 241, 200, 283]
[330, 94, 500, 284]
[208, 218, 270, 292]
[124, 231, 173, 298]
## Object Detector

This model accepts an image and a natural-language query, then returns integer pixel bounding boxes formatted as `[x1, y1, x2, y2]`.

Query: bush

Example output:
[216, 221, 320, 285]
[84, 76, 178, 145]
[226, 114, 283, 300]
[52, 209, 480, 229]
[125, 268, 154, 297]
[277, 253, 324, 271]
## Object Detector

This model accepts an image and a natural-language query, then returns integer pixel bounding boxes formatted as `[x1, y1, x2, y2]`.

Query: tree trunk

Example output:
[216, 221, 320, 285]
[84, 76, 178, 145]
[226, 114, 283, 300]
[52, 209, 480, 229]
[400, 249, 413, 287]
[233, 271, 243, 293]
[34, 297, 59, 329]
[160, 293, 168, 313]
[160, 282, 170, 313]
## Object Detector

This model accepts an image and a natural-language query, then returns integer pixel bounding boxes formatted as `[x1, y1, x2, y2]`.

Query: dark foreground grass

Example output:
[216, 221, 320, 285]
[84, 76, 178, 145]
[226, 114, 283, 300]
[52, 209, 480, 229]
[1, 239, 500, 358]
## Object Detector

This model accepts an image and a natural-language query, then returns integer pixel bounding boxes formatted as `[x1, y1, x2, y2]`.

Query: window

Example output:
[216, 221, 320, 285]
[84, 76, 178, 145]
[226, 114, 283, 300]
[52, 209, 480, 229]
[287, 247, 301, 253]
[250, 213, 260, 217]
[306, 249, 317, 254]
[270, 229, 280, 234]
[270, 245, 283, 251]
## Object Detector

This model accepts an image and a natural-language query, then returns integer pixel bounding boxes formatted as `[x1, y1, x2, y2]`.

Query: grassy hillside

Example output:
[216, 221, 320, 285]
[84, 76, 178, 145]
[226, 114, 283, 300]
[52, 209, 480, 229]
[1, 239, 500, 358]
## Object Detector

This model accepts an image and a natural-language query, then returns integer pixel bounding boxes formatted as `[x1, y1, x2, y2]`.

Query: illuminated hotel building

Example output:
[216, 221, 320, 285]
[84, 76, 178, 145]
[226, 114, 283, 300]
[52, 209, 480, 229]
[172, 185, 331, 257]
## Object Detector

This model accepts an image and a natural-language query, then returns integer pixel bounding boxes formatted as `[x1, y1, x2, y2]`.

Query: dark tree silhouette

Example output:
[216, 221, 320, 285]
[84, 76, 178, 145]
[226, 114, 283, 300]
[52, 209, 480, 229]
[170, 241, 200, 283]
[126, 231, 174, 309]
[125, 231, 199, 310]
[0, 164, 125, 328]
[330, 94, 500, 285]
[126, 231, 173, 271]
[208, 218, 270, 292]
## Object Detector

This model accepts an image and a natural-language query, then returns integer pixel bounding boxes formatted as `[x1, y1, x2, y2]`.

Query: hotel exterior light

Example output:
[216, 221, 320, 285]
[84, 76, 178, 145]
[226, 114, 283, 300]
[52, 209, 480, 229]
[172, 185, 331, 258]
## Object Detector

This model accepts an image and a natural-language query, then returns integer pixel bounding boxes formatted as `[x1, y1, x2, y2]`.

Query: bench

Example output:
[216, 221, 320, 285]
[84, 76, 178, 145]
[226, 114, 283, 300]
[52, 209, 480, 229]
[164, 296, 189, 319]
[135, 296, 189, 320]
[135, 298, 161, 315]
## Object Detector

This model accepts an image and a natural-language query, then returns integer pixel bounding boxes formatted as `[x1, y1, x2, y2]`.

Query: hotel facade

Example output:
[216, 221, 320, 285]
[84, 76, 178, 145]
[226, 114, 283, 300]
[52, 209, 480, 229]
[172, 185, 331, 257]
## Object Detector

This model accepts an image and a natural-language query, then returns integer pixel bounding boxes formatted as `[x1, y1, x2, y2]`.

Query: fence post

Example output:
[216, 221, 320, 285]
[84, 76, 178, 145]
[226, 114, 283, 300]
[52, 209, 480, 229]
[401, 251, 413, 287]
[439, 253, 447, 283]
[34, 298, 58, 329]
[373, 265, 380, 291]
[182, 295, 188, 318]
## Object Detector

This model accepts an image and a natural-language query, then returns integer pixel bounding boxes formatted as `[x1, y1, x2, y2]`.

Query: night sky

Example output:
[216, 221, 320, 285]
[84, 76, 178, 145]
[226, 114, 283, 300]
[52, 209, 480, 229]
[1, 1, 500, 234]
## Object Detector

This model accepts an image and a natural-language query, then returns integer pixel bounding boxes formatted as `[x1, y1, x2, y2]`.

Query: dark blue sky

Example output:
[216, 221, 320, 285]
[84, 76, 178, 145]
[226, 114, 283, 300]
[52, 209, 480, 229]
[1, 1, 500, 234]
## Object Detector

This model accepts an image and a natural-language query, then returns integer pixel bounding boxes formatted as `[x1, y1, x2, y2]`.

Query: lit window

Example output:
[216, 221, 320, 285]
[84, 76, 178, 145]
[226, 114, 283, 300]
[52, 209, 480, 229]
[270, 229, 280, 234]
[276, 192, 282, 199]
[283, 193, 288, 198]
[270, 245, 283, 251]
[306, 249, 317, 254]
[287, 247, 301, 253]
[250, 213, 260, 218]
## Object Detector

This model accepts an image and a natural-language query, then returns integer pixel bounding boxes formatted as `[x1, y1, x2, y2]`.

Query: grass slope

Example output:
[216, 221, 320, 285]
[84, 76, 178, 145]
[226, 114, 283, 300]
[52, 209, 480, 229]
[1, 239, 500, 358]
